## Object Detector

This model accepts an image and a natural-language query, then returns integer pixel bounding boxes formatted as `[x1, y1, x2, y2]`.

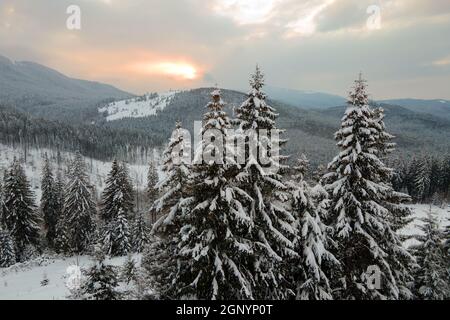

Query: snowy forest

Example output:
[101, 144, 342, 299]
[0, 67, 449, 301]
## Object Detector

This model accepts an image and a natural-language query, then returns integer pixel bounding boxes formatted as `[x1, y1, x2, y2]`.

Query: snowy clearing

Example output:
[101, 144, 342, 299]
[401, 204, 450, 248]
[98, 91, 180, 121]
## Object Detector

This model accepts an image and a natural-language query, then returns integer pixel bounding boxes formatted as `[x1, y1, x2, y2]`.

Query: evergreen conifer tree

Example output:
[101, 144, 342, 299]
[323, 74, 414, 299]
[0, 228, 16, 267]
[3, 157, 40, 260]
[80, 248, 120, 300]
[64, 152, 96, 254]
[41, 154, 61, 249]
[233, 66, 296, 299]
[411, 209, 449, 300]
[131, 211, 150, 253]
[285, 155, 338, 300]
[147, 160, 159, 207]
[414, 157, 430, 203]
[100, 160, 133, 256]
[143, 121, 191, 298]
[172, 89, 255, 299]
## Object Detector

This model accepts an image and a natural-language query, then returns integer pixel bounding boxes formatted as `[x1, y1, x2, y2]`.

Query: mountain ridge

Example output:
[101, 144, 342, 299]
[0, 54, 133, 122]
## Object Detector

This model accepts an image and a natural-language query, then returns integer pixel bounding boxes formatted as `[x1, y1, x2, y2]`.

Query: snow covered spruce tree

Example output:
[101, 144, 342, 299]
[80, 247, 120, 300]
[100, 160, 133, 256]
[2, 157, 40, 260]
[131, 211, 150, 253]
[0, 228, 16, 267]
[64, 152, 96, 254]
[410, 209, 449, 300]
[323, 74, 414, 300]
[142, 121, 191, 298]
[285, 155, 338, 300]
[169, 89, 255, 299]
[413, 157, 430, 203]
[233, 66, 296, 299]
[53, 173, 71, 254]
[147, 160, 159, 207]
[371, 107, 413, 234]
[41, 154, 62, 249]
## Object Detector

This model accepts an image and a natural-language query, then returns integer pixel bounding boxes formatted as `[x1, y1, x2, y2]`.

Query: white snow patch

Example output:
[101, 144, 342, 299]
[98, 91, 180, 121]
[400, 204, 450, 248]
[0, 255, 140, 300]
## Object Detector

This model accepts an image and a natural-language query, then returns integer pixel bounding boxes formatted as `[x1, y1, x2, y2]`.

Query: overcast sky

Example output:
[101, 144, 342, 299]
[1, 0, 449, 99]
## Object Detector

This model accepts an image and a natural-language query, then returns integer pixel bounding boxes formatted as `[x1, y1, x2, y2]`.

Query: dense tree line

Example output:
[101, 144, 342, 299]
[390, 155, 450, 204]
[0, 105, 159, 162]
[0, 151, 159, 269]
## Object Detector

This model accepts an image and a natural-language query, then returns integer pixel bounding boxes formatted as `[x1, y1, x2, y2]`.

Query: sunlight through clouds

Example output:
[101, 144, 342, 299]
[284, 0, 336, 37]
[131, 61, 199, 80]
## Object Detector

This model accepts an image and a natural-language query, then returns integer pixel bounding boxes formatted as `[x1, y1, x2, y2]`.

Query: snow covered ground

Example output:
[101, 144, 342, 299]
[0, 203, 448, 300]
[98, 91, 180, 121]
[0, 255, 140, 300]
[401, 204, 450, 248]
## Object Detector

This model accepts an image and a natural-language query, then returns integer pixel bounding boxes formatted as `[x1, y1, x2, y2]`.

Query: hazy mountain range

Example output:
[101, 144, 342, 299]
[0, 55, 449, 165]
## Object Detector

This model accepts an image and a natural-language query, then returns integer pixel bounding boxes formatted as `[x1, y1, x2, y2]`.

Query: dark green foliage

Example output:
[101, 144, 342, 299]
[64, 153, 96, 254]
[80, 250, 121, 300]
[2, 158, 40, 260]
[41, 155, 62, 249]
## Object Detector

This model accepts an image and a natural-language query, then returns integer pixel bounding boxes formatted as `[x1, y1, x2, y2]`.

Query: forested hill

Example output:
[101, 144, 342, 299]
[0, 105, 156, 162]
[0, 55, 132, 123]
[100, 88, 450, 165]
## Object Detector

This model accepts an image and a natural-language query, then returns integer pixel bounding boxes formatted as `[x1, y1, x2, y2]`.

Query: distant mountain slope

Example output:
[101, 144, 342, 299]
[263, 85, 450, 122]
[264, 86, 347, 109]
[0, 54, 132, 122]
[0, 104, 156, 162]
[380, 99, 450, 121]
[320, 103, 450, 154]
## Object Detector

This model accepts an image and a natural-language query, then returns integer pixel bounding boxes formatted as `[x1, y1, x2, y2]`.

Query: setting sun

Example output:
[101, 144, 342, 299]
[155, 62, 197, 80]
[130, 61, 199, 80]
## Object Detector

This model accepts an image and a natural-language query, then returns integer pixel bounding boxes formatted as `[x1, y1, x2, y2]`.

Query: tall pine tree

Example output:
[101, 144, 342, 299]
[323, 74, 414, 299]
[100, 160, 133, 256]
[2, 157, 40, 260]
[172, 89, 255, 299]
[143, 121, 191, 298]
[131, 211, 150, 253]
[147, 160, 159, 207]
[233, 66, 296, 299]
[41, 154, 62, 249]
[64, 152, 96, 254]
[285, 155, 338, 300]
[0, 228, 16, 267]
[413, 156, 430, 203]
[410, 209, 449, 300]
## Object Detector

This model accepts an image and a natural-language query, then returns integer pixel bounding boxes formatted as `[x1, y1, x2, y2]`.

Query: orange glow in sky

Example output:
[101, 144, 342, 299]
[132, 61, 199, 80]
